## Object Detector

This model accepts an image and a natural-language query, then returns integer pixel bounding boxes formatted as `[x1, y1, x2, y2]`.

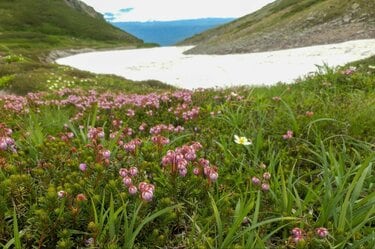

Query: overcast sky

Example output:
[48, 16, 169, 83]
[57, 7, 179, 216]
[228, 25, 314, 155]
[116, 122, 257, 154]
[80, 0, 276, 22]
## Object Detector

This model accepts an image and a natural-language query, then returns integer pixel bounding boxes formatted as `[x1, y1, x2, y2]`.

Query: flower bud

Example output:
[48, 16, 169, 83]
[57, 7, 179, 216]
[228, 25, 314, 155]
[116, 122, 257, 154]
[263, 172, 271, 180]
[261, 183, 270, 191]
[122, 176, 132, 187]
[209, 172, 218, 182]
[129, 167, 138, 176]
[128, 185, 138, 195]
[252, 177, 261, 185]
[141, 191, 153, 202]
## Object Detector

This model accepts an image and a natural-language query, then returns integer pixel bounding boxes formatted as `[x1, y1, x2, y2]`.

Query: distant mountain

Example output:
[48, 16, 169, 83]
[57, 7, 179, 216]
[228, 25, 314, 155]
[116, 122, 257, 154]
[0, 0, 142, 44]
[113, 18, 234, 46]
[180, 0, 375, 54]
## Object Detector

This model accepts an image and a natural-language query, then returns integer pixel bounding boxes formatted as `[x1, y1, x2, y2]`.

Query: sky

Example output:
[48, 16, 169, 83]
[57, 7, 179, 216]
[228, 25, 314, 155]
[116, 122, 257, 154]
[80, 0, 276, 22]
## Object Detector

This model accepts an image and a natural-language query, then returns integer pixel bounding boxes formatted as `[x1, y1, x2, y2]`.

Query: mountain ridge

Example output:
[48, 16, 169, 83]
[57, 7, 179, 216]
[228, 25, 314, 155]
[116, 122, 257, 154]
[180, 0, 375, 54]
[0, 0, 142, 44]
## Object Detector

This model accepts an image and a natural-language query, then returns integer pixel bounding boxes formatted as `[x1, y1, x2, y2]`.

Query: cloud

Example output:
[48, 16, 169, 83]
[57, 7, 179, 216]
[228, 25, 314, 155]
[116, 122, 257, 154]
[119, 8, 134, 13]
[81, 0, 276, 22]
[103, 13, 116, 21]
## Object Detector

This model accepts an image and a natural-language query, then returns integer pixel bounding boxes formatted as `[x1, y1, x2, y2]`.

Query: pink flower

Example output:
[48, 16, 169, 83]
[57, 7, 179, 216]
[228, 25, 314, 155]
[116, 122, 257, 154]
[57, 190, 67, 198]
[0, 141, 7, 151]
[102, 150, 111, 159]
[252, 177, 261, 185]
[263, 172, 271, 180]
[129, 167, 138, 176]
[305, 111, 314, 117]
[122, 176, 132, 187]
[316, 227, 329, 238]
[209, 171, 218, 182]
[185, 152, 196, 161]
[79, 163, 87, 172]
[199, 158, 210, 167]
[261, 183, 270, 191]
[179, 167, 188, 177]
[282, 130, 293, 140]
[76, 193, 87, 201]
[141, 191, 153, 202]
[98, 131, 105, 138]
[291, 228, 304, 237]
[128, 185, 138, 195]
[119, 168, 128, 177]
[193, 167, 200, 175]
[138, 182, 148, 192]
[203, 166, 211, 176]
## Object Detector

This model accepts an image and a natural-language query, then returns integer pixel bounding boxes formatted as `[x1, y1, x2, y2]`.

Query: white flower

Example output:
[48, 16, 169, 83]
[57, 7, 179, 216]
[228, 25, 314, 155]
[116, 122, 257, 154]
[369, 65, 375, 69]
[234, 135, 252, 145]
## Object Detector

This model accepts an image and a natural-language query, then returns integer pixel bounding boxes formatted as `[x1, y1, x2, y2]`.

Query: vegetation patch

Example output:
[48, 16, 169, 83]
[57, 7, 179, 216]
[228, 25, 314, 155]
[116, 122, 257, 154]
[0, 57, 374, 248]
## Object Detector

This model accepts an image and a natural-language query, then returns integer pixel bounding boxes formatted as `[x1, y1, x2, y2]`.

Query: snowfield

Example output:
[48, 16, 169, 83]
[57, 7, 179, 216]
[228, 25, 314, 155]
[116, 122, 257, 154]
[56, 39, 375, 89]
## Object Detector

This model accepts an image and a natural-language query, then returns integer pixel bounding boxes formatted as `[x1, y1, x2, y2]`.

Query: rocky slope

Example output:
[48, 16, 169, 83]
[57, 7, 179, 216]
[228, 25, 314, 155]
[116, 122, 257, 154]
[180, 0, 375, 54]
[63, 0, 103, 19]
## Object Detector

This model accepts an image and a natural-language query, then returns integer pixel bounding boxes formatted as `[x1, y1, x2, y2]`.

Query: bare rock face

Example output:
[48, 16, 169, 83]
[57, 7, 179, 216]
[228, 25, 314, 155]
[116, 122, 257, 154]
[64, 0, 103, 19]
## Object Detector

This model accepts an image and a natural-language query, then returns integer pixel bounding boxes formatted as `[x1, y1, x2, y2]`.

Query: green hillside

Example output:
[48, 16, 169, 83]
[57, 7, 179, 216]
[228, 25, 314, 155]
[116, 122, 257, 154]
[180, 0, 375, 54]
[0, 0, 141, 45]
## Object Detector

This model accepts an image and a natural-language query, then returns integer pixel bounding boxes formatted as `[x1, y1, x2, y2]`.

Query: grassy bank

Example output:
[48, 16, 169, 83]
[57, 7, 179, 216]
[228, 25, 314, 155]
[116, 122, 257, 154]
[0, 54, 374, 248]
[0, 33, 170, 95]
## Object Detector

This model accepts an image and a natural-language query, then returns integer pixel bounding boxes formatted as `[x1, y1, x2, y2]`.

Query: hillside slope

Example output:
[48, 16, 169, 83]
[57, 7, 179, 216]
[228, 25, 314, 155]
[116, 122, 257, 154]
[0, 0, 168, 94]
[0, 0, 142, 44]
[180, 0, 375, 54]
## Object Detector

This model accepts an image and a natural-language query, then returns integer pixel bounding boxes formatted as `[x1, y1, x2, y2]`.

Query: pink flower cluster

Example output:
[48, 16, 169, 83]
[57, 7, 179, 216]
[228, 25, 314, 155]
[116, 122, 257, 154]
[60, 132, 74, 142]
[149, 124, 184, 135]
[123, 138, 142, 153]
[315, 227, 329, 238]
[290, 227, 329, 244]
[341, 66, 356, 75]
[1, 89, 194, 116]
[151, 135, 170, 146]
[162, 142, 218, 182]
[182, 107, 200, 121]
[251, 163, 271, 192]
[291, 227, 305, 244]
[87, 127, 105, 141]
[0, 123, 16, 152]
[119, 167, 155, 201]
[282, 130, 293, 140]
[170, 103, 200, 121]
[1, 95, 29, 113]
[196, 158, 218, 182]
[226, 92, 244, 101]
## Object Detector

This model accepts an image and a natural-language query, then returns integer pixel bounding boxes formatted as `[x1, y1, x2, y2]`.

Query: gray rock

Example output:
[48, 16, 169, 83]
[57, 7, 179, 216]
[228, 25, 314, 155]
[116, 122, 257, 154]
[352, 3, 360, 10]
[343, 15, 352, 23]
